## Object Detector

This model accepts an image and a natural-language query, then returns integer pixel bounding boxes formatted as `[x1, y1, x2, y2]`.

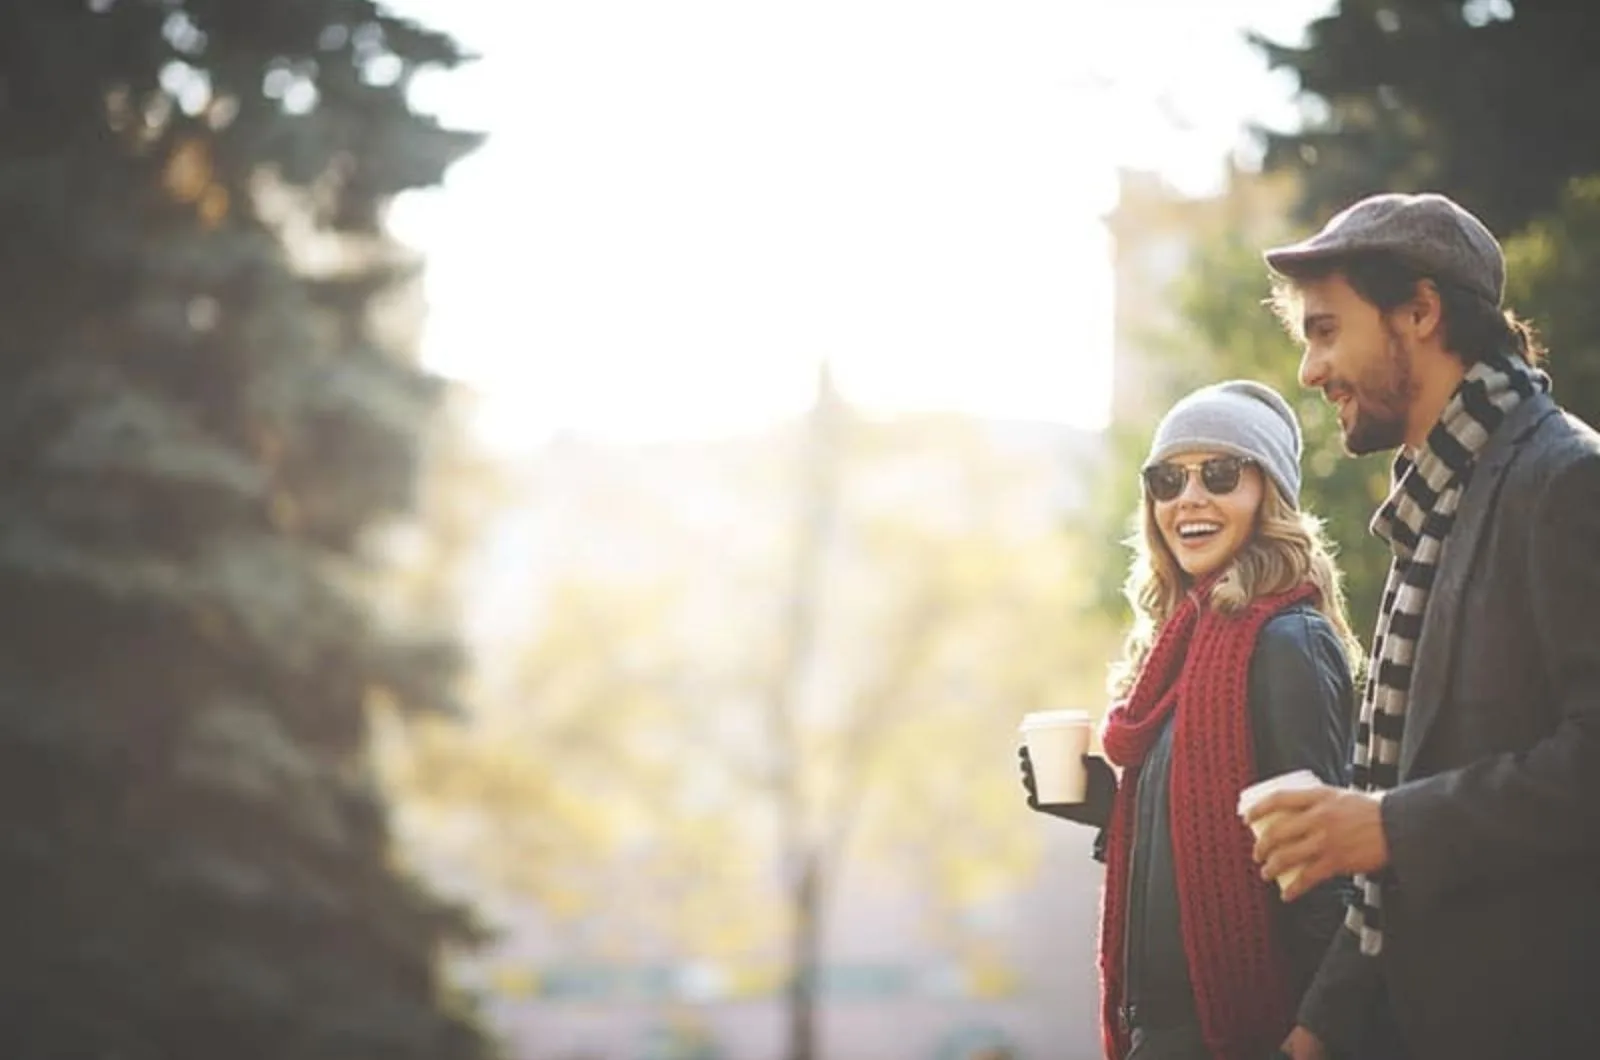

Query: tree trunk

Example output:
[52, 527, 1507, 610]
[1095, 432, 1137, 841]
[784, 848, 822, 1060]
[772, 364, 841, 1060]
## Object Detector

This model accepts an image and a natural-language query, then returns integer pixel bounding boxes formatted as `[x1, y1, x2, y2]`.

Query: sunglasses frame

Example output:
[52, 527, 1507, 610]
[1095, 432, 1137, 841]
[1141, 455, 1255, 503]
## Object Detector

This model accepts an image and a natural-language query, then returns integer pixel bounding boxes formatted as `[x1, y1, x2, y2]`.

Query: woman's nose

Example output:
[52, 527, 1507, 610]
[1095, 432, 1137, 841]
[1177, 469, 1209, 503]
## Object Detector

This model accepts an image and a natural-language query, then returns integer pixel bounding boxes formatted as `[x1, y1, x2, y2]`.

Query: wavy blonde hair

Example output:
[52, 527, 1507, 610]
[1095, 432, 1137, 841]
[1107, 473, 1362, 698]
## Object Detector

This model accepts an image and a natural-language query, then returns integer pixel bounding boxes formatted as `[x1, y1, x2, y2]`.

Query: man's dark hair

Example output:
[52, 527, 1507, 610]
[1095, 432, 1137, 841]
[1269, 250, 1545, 366]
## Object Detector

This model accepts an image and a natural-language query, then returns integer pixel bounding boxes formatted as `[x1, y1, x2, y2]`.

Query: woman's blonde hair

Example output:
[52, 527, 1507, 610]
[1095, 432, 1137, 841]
[1107, 473, 1362, 698]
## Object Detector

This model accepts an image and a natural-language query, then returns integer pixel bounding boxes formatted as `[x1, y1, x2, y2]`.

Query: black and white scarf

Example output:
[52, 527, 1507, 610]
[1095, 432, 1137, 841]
[1346, 354, 1548, 956]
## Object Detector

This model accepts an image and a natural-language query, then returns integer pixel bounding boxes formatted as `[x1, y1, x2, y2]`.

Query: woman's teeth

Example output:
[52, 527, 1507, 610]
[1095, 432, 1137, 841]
[1178, 521, 1221, 539]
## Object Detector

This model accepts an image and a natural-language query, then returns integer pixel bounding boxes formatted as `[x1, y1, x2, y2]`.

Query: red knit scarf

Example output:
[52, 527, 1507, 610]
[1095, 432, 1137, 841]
[1098, 579, 1317, 1060]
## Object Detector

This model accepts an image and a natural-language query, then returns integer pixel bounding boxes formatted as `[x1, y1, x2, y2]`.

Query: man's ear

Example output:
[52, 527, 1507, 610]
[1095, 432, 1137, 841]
[1405, 279, 1445, 344]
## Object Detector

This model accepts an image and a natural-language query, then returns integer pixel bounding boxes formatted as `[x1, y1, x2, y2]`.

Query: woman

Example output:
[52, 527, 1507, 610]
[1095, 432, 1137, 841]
[1019, 380, 1360, 1060]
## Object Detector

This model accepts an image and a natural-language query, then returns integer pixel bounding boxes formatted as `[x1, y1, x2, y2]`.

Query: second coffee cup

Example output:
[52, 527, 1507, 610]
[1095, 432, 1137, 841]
[1019, 709, 1094, 804]
[1237, 768, 1322, 894]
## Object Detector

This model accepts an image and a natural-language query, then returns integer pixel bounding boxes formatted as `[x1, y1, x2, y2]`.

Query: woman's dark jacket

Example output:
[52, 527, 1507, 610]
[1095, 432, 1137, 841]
[1095, 603, 1355, 1034]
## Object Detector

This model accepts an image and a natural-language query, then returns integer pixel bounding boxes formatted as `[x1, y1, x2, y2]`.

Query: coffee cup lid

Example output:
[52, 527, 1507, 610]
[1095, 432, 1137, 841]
[1237, 768, 1321, 816]
[1019, 708, 1092, 731]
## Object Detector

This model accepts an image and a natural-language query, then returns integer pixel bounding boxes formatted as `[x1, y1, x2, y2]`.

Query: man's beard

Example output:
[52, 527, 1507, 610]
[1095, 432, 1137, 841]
[1339, 332, 1413, 456]
[1343, 401, 1407, 456]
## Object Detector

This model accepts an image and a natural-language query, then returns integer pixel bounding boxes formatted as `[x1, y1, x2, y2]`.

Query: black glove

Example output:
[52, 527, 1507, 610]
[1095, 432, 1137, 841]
[1017, 745, 1116, 828]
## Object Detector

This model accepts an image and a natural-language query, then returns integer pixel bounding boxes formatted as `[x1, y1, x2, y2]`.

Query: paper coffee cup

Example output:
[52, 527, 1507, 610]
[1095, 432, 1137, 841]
[1019, 709, 1093, 804]
[1237, 769, 1322, 894]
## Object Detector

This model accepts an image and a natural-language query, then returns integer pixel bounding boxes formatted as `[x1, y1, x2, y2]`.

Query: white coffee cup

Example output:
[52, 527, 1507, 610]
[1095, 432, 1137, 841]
[1019, 709, 1094, 804]
[1237, 768, 1323, 895]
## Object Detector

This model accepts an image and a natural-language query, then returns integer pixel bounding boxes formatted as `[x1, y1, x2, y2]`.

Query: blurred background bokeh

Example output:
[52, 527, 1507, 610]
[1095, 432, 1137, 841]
[4, 1, 1600, 1058]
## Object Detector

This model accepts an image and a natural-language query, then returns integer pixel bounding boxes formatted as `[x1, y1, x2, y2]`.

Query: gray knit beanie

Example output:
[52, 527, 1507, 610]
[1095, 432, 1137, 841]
[1145, 380, 1303, 508]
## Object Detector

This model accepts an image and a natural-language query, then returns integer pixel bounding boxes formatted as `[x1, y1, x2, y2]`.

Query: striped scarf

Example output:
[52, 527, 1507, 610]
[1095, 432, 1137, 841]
[1346, 354, 1548, 955]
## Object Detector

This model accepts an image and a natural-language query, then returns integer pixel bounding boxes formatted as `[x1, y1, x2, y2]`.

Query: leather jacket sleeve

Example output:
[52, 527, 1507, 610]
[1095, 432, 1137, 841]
[1246, 607, 1358, 996]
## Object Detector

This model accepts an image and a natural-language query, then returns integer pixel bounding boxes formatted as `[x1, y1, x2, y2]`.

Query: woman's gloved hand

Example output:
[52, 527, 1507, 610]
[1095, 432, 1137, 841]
[1017, 745, 1116, 828]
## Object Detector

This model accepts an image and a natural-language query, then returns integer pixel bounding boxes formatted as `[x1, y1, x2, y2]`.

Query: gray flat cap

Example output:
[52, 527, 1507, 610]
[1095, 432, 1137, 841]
[1263, 192, 1504, 306]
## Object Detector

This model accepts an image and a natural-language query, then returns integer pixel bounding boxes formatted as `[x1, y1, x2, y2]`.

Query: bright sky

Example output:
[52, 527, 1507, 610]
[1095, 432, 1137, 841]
[385, 0, 1333, 449]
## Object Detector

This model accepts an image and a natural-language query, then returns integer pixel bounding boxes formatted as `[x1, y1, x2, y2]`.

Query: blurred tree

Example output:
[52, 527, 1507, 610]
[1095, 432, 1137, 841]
[384, 572, 755, 943]
[763, 373, 1117, 1060]
[369, 384, 512, 654]
[1504, 176, 1600, 428]
[0, 2, 493, 1058]
[1253, 0, 1600, 235]
[701, 371, 1117, 1060]
[385, 372, 1120, 1052]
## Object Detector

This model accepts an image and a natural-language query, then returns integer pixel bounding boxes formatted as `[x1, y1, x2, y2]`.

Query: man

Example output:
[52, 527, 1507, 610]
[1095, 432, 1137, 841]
[1246, 192, 1600, 1060]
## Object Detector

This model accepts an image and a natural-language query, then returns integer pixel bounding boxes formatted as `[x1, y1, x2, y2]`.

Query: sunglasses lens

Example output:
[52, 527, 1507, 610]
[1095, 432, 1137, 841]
[1201, 457, 1244, 495]
[1142, 464, 1185, 502]
[1144, 457, 1249, 501]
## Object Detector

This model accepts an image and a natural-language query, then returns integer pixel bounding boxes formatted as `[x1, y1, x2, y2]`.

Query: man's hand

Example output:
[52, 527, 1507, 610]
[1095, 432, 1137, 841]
[1276, 1025, 1328, 1060]
[1246, 783, 1390, 902]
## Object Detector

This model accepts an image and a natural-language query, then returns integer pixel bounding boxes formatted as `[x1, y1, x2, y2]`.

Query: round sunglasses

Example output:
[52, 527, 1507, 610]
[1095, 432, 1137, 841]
[1140, 455, 1254, 502]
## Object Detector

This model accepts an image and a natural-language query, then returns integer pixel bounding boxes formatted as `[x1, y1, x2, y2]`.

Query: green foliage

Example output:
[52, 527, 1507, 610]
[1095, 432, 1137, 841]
[1504, 176, 1600, 429]
[1250, 3, 1600, 642]
[0, 1, 493, 1057]
[1254, 0, 1600, 235]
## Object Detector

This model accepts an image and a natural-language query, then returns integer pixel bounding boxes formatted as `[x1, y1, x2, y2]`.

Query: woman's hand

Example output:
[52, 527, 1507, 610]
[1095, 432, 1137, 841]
[1017, 746, 1116, 826]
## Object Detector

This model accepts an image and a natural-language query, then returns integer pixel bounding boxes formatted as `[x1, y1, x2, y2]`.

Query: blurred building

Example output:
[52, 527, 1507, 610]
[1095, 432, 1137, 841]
[1105, 164, 1298, 426]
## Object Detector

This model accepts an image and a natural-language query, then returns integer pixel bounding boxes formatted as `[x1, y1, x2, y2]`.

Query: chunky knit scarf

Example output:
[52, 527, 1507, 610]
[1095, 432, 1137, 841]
[1099, 579, 1318, 1060]
[1346, 354, 1547, 956]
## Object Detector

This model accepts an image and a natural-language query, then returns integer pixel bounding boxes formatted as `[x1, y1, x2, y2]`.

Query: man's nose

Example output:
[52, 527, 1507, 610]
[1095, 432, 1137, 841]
[1298, 345, 1326, 390]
